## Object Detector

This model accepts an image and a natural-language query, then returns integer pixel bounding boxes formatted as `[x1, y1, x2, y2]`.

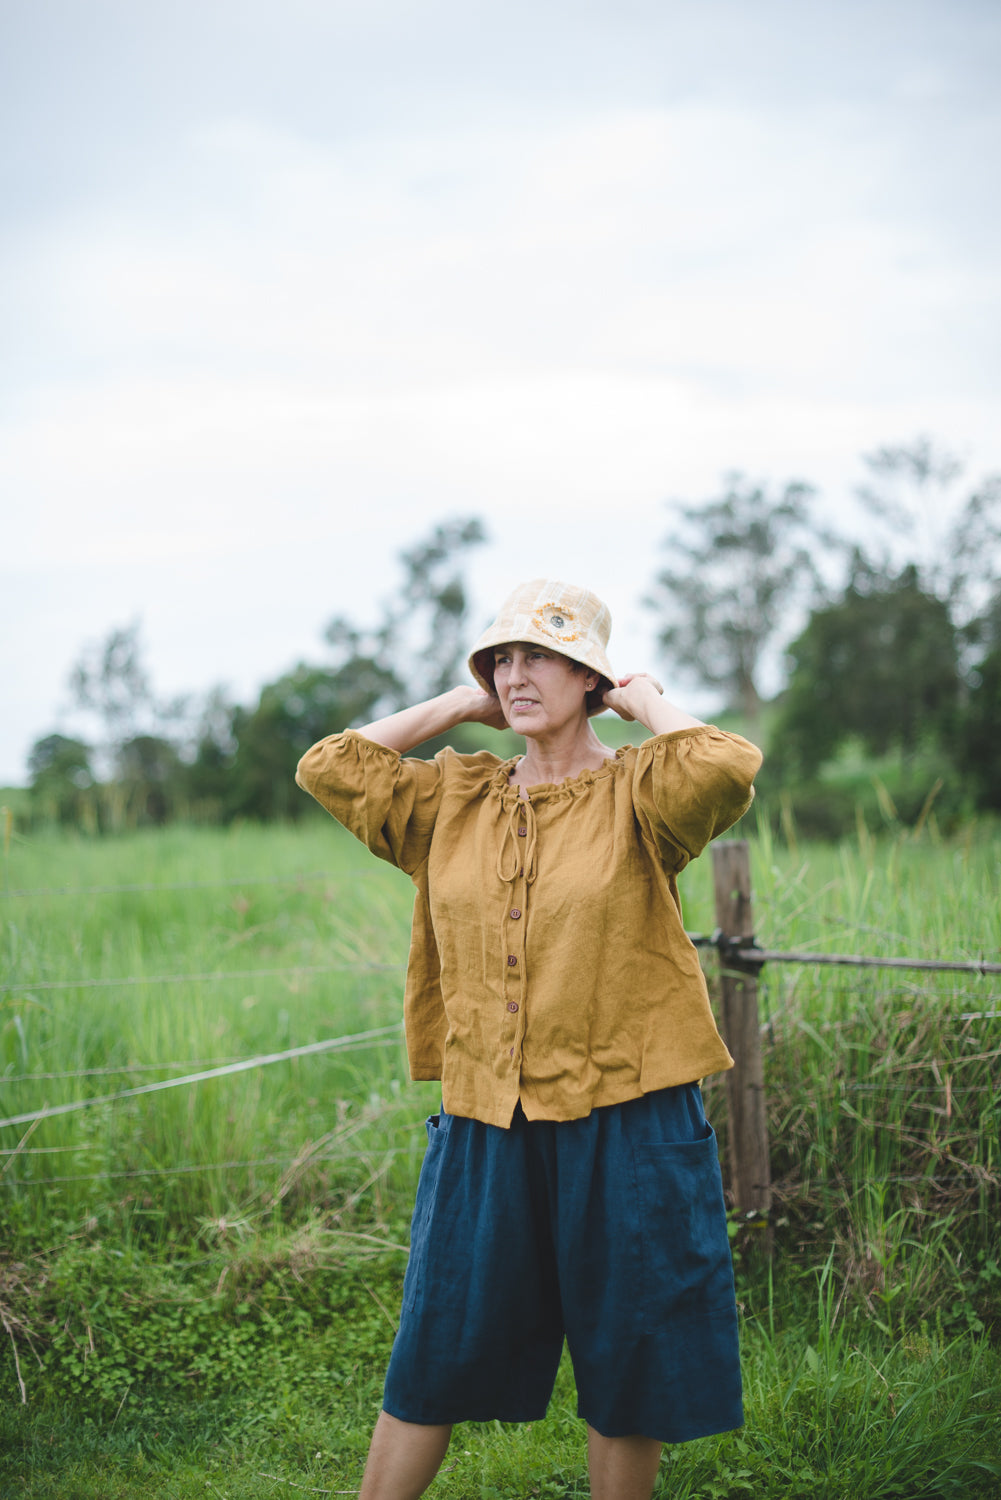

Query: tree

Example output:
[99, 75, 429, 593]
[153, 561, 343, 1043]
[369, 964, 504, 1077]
[68, 621, 157, 748]
[645, 476, 829, 732]
[27, 734, 96, 824]
[227, 516, 489, 818]
[394, 516, 488, 699]
[182, 688, 239, 819]
[31, 515, 490, 826]
[228, 658, 403, 821]
[774, 563, 960, 778]
[954, 591, 1001, 811]
[115, 734, 185, 826]
[855, 438, 1001, 629]
[325, 515, 488, 711]
[321, 618, 404, 725]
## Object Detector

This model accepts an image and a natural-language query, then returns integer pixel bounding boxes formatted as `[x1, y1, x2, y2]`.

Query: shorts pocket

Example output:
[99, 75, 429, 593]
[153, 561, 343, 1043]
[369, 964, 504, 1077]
[633, 1125, 734, 1330]
[401, 1113, 449, 1312]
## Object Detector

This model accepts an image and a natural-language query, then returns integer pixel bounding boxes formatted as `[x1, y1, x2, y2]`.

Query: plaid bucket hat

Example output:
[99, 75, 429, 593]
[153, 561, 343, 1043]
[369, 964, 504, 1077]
[468, 579, 616, 715]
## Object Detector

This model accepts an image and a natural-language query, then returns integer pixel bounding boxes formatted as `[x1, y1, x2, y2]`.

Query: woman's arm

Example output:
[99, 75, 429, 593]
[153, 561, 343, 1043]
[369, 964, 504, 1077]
[357, 684, 507, 753]
[603, 673, 705, 735]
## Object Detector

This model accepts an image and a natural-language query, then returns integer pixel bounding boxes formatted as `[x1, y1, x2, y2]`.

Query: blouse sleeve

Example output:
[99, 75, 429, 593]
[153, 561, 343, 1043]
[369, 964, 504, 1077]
[295, 729, 445, 875]
[632, 726, 763, 871]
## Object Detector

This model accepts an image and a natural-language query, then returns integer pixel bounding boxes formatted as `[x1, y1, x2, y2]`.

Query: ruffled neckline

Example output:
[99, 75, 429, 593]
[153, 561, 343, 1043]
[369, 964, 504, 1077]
[489, 746, 631, 803]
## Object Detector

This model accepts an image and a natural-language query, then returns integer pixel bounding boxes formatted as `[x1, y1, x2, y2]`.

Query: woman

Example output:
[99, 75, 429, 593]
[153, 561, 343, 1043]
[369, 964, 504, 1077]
[296, 578, 762, 1500]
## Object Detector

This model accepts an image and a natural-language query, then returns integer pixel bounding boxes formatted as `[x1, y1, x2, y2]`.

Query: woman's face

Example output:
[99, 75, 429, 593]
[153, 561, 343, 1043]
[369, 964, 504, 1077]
[492, 642, 592, 736]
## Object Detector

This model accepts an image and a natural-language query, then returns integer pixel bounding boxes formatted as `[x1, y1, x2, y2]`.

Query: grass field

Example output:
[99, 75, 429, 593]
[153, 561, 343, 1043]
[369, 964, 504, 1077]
[1, 810, 999, 1497]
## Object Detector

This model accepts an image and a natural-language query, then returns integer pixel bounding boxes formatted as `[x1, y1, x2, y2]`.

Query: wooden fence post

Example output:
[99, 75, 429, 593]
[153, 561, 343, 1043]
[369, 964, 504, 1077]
[711, 840, 771, 1222]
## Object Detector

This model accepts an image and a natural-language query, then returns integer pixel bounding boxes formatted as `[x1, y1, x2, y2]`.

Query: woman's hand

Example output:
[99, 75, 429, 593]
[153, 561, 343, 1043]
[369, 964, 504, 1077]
[458, 685, 509, 732]
[602, 673, 665, 722]
[603, 674, 705, 734]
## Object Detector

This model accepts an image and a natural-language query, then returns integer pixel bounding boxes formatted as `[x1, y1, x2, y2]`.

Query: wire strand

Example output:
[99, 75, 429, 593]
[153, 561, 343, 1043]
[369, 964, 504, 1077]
[0, 961, 405, 994]
[0, 871, 377, 898]
[0, 1144, 417, 1187]
[0, 1023, 405, 1131]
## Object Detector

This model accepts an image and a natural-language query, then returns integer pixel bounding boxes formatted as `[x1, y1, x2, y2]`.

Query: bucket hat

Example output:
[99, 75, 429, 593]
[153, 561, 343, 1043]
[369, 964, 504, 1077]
[468, 578, 616, 715]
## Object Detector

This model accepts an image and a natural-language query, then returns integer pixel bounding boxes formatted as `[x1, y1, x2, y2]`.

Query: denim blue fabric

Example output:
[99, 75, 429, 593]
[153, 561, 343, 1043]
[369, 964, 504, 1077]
[383, 1086, 743, 1442]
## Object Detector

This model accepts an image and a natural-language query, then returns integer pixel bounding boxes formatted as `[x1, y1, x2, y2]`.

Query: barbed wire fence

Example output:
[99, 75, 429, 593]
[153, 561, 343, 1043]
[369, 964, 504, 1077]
[1, 845, 997, 1214]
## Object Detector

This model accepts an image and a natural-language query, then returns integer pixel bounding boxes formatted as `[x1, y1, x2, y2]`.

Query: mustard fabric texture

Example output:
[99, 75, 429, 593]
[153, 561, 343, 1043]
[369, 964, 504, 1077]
[296, 726, 763, 1129]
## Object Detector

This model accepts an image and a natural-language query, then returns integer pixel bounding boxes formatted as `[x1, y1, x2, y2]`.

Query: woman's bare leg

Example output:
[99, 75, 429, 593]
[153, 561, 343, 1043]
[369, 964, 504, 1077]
[586, 1427, 663, 1500]
[358, 1410, 453, 1500]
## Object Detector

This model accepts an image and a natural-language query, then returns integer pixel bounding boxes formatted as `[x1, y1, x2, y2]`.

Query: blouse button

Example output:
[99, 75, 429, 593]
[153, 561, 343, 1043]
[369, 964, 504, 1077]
[510, 908, 522, 919]
[507, 1001, 519, 1013]
[507, 955, 518, 966]
[517, 827, 527, 837]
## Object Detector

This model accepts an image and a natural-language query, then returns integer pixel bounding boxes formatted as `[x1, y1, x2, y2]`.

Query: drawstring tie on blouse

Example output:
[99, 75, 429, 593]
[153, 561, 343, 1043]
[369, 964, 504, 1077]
[496, 794, 538, 885]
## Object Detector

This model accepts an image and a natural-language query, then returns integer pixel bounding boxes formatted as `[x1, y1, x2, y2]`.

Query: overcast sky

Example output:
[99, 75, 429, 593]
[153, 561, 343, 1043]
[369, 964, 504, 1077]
[2, 0, 1000, 783]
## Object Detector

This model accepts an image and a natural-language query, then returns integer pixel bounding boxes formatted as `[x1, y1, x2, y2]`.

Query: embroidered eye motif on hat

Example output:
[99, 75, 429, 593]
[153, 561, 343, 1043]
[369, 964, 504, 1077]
[532, 604, 581, 644]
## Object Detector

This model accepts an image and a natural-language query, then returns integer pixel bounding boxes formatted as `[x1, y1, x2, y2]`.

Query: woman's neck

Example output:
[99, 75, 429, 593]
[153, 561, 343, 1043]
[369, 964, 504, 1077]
[511, 722, 614, 789]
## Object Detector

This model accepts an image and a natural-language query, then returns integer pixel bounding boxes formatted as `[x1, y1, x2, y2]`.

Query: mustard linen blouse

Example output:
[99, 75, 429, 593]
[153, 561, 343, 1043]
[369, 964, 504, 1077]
[296, 726, 762, 1128]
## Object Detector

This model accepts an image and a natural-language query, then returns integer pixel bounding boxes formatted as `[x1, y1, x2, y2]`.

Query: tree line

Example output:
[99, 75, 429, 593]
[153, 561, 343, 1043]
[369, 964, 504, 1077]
[26, 440, 1001, 837]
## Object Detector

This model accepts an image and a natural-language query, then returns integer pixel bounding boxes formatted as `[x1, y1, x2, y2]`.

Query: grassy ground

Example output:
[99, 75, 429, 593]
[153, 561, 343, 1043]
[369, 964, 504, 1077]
[4, 1290, 998, 1498]
[1, 813, 999, 1496]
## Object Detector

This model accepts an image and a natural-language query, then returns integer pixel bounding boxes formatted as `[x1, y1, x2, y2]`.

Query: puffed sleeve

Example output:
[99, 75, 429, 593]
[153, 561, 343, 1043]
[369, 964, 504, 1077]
[632, 726, 763, 871]
[295, 729, 445, 875]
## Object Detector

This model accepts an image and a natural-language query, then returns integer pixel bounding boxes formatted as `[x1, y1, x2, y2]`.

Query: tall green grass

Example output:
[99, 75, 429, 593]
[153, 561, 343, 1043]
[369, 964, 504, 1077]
[706, 813, 998, 1332]
[2, 815, 998, 1289]
[1, 822, 439, 1244]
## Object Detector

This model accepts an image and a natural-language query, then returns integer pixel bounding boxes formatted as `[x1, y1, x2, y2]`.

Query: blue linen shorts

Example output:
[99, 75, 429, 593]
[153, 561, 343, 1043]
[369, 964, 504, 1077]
[383, 1085, 743, 1442]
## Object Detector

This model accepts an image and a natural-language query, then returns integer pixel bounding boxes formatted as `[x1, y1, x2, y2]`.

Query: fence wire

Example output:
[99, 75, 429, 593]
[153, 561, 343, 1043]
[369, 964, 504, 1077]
[0, 1024, 404, 1131]
[2, 865, 996, 1212]
[0, 1144, 416, 1188]
[0, 871, 374, 898]
[0, 961, 405, 995]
